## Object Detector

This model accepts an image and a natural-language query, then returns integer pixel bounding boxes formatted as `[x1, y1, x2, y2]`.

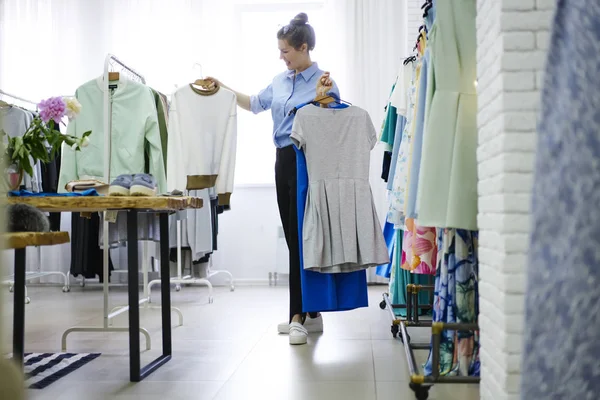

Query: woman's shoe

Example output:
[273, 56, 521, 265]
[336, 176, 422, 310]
[277, 314, 324, 334]
[289, 322, 308, 345]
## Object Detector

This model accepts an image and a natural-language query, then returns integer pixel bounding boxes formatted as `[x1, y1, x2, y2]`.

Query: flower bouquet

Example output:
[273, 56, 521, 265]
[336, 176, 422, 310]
[1, 96, 91, 190]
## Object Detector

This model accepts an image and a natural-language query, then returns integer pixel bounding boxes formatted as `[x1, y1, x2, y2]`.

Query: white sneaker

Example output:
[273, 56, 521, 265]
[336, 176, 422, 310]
[277, 315, 324, 334]
[289, 322, 308, 345]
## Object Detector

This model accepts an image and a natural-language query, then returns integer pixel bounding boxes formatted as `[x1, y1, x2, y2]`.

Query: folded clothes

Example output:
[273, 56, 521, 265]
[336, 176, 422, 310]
[65, 179, 109, 195]
[8, 189, 99, 197]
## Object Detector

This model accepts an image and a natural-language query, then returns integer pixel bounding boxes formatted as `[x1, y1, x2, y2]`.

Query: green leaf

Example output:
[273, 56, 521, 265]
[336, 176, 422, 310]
[82, 130, 92, 138]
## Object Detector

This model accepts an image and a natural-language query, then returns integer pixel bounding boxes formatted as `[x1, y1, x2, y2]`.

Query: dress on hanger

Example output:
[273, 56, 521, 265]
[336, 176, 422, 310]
[523, 1, 600, 398]
[296, 146, 368, 313]
[416, 0, 478, 231]
[291, 105, 389, 274]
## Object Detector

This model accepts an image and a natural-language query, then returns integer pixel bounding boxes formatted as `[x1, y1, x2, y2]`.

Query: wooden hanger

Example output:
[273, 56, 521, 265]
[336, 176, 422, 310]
[313, 93, 336, 105]
[193, 78, 215, 88]
[108, 71, 120, 81]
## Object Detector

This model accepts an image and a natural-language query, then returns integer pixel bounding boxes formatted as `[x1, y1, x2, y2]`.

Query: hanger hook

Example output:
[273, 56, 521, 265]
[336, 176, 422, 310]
[193, 63, 203, 79]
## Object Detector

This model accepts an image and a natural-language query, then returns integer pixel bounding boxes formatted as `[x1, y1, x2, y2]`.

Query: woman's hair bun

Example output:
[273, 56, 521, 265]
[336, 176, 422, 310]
[291, 12, 308, 25]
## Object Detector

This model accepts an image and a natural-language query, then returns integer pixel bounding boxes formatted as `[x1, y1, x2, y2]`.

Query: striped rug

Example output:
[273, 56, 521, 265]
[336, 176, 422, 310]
[23, 352, 101, 389]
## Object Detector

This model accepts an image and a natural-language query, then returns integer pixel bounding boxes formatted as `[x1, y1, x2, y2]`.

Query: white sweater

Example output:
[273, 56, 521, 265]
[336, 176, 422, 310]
[167, 85, 237, 205]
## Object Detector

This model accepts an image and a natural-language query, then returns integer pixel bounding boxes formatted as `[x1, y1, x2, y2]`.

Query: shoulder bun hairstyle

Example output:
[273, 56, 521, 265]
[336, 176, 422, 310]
[277, 12, 316, 51]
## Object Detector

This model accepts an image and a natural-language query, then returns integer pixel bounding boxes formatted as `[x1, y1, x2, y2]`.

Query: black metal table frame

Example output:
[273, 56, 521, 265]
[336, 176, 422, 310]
[127, 210, 172, 382]
[11, 210, 173, 382]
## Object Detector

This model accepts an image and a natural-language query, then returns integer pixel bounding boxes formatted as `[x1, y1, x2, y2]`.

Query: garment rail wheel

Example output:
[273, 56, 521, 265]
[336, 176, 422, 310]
[379, 299, 386, 310]
[25, 297, 31, 304]
[62, 286, 71, 293]
[175, 285, 181, 292]
[208, 296, 214, 304]
[410, 383, 429, 400]
[9, 286, 13, 293]
[391, 324, 399, 338]
[230, 285, 235, 292]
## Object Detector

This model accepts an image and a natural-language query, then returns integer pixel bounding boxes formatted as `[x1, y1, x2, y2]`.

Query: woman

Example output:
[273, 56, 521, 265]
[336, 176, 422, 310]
[208, 12, 339, 345]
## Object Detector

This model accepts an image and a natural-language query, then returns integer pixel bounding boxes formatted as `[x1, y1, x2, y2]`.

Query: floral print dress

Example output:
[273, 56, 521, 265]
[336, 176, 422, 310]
[423, 228, 480, 377]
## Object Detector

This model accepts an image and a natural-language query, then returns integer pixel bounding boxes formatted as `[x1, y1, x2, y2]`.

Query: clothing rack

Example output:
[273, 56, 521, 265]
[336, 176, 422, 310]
[380, 1, 480, 397]
[0, 89, 71, 301]
[62, 54, 184, 350]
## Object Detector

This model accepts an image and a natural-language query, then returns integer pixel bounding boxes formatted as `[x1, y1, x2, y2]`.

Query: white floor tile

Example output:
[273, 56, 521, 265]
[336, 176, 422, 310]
[0, 285, 481, 400]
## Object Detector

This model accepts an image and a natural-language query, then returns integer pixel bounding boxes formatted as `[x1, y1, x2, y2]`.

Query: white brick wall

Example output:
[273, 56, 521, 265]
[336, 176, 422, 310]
[476, 0, 555, 399]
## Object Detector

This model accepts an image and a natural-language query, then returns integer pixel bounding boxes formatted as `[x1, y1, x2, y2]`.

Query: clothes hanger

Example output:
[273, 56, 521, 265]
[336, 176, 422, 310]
[190, 63, 218, 94]
[108, 71, 120, 81]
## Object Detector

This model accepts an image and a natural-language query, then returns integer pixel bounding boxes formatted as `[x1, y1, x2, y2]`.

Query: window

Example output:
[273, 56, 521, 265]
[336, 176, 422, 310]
[233, 2, 325, 186]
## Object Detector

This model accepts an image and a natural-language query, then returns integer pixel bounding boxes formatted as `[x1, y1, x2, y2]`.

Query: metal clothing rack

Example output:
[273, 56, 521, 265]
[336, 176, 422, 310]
[381, 284, 480, 400]
[0, 90, 71, 301]
[147, 209, 235, 305]
[62, 54, 183, 350]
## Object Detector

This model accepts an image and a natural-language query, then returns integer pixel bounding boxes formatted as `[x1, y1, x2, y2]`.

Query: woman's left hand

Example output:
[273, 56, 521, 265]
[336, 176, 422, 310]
[317, 72, 333, 96]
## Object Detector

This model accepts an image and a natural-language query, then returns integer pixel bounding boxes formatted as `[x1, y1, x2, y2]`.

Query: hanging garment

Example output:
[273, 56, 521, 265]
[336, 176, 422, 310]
[144, 88, 169, 173]
[416, 0, 478, 230]
[70, 212, 114, 282]
[388, 229, 431, 318]
[405, 47, 431, 219]
[379, 101, 398, 150]
[376, 221, 396, 278]
[423, 228, 480, 377]
[400, 218, 436, 275]
[168, 189, 213, 260]
[522, 1, 600, 398]
[389, 63, 413, 118]
[386, 114, 407, 191]
[388, 62, 418, 228]
[40, 122, 62, 231]
[381, 151, 392, 182]
[291, 105, 389, 273]
[167, 85, 237, 206]
[295, 146, 368, 313]
[58, 76, 167, 194]
[1, 106, 43, 192]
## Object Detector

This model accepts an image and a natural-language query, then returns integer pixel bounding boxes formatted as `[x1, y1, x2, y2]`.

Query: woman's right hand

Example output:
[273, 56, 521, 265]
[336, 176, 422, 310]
[204, 76, 221, 90]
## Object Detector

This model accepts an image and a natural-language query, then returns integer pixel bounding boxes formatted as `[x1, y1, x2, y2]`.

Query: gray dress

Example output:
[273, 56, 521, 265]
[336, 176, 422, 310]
[290, 105, 390, 274]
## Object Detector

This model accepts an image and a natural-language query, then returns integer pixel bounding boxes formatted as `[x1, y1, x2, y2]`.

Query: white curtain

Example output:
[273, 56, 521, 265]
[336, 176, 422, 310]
[0, 0, 406, 284]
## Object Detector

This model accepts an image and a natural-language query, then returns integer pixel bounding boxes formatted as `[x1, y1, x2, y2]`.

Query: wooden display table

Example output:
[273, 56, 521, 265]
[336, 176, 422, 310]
[2, 231, 71, 368]
[5, 195, 203, 212]
[5, 195, 202, 382]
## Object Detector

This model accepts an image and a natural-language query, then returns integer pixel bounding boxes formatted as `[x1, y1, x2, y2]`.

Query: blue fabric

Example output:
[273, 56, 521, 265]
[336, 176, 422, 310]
[406, 48, 430, 219]
[295, 145, 368, 313]
[250, 62, 340, 148]
[386, 115, 407, 191]
[376, 221, 396, 278]
[522, 1, 600, 398]
[9, 189, 99, 197]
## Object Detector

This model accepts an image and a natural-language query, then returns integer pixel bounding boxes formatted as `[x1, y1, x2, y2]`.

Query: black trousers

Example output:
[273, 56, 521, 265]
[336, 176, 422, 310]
[275, 146, 317, 322]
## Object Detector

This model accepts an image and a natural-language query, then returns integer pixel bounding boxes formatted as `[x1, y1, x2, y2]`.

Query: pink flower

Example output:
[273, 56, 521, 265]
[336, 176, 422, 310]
[38, 96, 66, 124]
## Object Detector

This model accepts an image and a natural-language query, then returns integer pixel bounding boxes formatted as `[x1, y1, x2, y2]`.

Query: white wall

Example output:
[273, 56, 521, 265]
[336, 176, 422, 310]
[475, 0, 555, 398]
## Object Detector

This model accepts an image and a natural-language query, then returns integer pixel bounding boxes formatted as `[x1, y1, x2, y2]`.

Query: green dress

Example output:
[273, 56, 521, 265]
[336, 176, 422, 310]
[415, 0, 478, 231]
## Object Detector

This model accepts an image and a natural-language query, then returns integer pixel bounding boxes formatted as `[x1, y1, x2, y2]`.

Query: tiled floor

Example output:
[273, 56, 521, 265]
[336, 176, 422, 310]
[2, 284, 480, 399]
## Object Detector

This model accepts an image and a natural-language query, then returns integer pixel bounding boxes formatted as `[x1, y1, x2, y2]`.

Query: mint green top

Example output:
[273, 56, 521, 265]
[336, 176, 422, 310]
[58, 77, 167, 193]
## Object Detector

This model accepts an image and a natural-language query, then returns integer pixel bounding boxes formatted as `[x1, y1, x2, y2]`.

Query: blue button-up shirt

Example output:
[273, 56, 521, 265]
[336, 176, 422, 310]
[250, 62, 340, 148]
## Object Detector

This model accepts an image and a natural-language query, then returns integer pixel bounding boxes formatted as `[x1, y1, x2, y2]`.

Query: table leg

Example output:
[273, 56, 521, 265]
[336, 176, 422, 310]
[13, 248, 26, 367]
[127, 210, 141, 381]
[160, 212, 173, 356]
[127, 210, 171, 382]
